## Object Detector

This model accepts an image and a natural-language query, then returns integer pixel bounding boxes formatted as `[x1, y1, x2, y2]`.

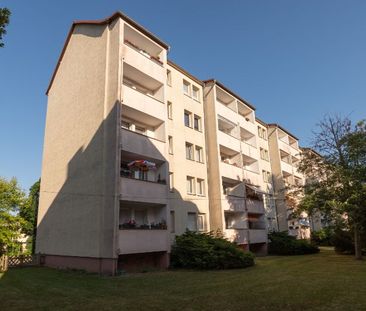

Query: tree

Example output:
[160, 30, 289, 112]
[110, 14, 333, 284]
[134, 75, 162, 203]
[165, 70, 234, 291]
[298, 116, 366, 259]
[0, 8, 11, 48]
[19, 179, 40, 254]
[0, 177, 26, 255]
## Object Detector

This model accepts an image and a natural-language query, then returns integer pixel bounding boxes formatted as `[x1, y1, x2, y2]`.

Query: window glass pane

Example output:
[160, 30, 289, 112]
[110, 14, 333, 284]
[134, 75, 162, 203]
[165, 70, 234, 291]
[184, 111, 191, 127]
[169, 172, 174, 191]
[187, 213, 197, 231]
[194, 115, 201, 131]
[183, 80, 190, 95]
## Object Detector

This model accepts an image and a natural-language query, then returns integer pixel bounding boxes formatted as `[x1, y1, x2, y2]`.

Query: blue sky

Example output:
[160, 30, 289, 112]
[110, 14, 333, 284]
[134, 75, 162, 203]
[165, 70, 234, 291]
[1, 0, 366, 191]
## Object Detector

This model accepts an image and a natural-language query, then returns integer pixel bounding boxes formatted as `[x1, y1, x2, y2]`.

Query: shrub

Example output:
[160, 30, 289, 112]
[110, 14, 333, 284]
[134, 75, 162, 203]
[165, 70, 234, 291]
[268, 231, 319, 255]
[332, 229, 355, 254]
[171, 231, 255, 270]
[311, 228, 334, 246]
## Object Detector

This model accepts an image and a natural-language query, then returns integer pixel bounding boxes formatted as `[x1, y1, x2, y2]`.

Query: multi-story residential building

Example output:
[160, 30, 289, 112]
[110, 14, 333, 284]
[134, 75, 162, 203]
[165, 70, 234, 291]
[37, 12, 172, 275]
[37, 11, 311, 274]
[267, 124, 310, 239]
[203, 80, 272, 254]
[165, 61, 210, 239]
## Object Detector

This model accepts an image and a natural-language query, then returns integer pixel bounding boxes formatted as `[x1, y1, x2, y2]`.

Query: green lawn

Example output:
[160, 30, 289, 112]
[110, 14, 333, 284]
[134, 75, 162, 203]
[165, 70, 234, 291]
[1, 248, 366, 311]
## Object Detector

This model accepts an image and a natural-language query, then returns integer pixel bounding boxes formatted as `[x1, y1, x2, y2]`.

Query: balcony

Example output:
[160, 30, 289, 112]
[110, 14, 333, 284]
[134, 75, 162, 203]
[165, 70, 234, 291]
[118, 229, 169, 254]
[220, 161, 242, 181]
[123, 41, 165, 83]
[120, 129, 165, 161]
[248, 229, 267, 244]
[281, 160, 293, 175]
[217, 130, 240, 152]
[222, 195, 245, 212]
[225, 229, 249, 245]
[241, 142, 257, 159]
[216, 101, 238, 124]
[123, 84, 165, 121]
[246, 199, 265, 214]
[120, 177, 167, 205]
[278, 139, 291, 154]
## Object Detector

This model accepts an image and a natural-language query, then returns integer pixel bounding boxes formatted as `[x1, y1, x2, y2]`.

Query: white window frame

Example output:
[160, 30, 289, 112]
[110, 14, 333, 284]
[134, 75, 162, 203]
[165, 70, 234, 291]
[168, 136, 173, 154]
[186, 176, 195, 194]
[197, 178, 205, 196]
[192, 85, 200, 101]
[197, 214, 206, 231]
[185, 142, 194, 160]
[194, 115, 202, 131]
[167, 101, 173, 119]
[183, 80, 191, 96]
[184, 110, 192, 128]
[169, 172, 174, 192]
[195, 146, 204, 163]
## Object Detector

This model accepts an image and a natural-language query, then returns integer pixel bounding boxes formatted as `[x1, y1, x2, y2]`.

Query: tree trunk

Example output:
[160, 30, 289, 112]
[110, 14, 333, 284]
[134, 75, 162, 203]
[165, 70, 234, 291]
[354, 225, 363, 260]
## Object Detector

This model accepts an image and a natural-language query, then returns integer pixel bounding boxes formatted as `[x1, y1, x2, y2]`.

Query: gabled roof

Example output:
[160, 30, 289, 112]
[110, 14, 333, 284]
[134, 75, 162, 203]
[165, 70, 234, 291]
[203, 79, 256, 111]
[46, 11, 169, 95]
[267, 123, 299, 141]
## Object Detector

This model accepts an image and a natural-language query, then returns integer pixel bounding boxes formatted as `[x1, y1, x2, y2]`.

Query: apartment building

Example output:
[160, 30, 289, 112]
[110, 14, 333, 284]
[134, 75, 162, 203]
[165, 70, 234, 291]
[166, 61, 210, 238]
[203, 80, 276, 254]
[267, 124, 310, 239]
[37, 11, 310, 274]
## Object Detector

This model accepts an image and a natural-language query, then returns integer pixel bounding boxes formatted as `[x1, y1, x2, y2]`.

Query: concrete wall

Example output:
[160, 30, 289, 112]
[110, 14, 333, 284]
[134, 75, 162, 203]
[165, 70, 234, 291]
[37, 20, 121, 269]
[166, 64, 211, 237]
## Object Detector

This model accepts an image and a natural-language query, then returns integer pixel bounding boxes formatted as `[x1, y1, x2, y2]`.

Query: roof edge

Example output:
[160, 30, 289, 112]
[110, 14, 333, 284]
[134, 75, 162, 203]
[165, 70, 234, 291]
[167, 60, 204, 86]
[203, 79, 256, 111]
[46, 11, 169, 95]
[268, 123, 299, 141]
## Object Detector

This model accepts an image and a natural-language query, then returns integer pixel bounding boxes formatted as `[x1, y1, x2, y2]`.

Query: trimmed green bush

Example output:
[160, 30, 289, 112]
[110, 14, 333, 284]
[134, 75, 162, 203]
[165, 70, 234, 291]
[311, 228, 334, 246]
[171, 231, 255, 269]
[268, 231, 319, 255]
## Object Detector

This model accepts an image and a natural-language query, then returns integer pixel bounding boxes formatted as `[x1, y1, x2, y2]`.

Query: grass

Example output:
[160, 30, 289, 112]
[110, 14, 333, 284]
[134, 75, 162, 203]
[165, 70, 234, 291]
[1, 248, 366, 311]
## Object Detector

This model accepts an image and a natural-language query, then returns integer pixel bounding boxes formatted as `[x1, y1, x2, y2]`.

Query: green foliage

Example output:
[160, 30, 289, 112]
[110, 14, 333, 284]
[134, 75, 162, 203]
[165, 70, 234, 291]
[0, 7, 10, 48]
[311, 228, 334, 246]
[19, 179, 40, 254]
[0, 177, 26, 255]
[298, 116, 366, 258]
[332, 229, 354, 254]
[268, 231, 319, 255]
[171, 231, 255, 269]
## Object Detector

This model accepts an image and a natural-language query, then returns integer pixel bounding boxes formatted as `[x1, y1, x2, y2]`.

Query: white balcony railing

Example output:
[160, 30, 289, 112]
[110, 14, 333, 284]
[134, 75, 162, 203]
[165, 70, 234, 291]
[123, 42, 165, 83]
[120, 129, 166, 161]
[248, 229, 267, 244]
[120, 177, 167, 205]
[118, 229, 169, 254]
[246, 199, 265, 214]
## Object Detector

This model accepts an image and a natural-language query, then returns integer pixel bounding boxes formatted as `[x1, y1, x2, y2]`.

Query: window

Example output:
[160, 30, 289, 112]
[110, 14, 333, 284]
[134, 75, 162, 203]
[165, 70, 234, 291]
[167, 101, 173, 119]
[167, 70, 172, 86]
[197, 214, 206, 231]
[186, 176, 195, 194]
[194, 115, 202, 131]
[192, 86, 199, 101]
[184, 110, 192, 127]
[262, 170, 271, 183]
[185, 142, 194, 160]
[121, 120, 130, 129]
[170, 211, 175, 233]
[169, 172, 174, 192]
[135, 125, 146, 135]
[195, 146, 204, 163]
[187, 212, 197, 231]
[260, 148, 269, 161]
[168, 136, 173, 154]
[183, 80, 191, 95]
[197, 179, 205, 196]
[258, 126, 267, 140]
[262, 129, 267, 140]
